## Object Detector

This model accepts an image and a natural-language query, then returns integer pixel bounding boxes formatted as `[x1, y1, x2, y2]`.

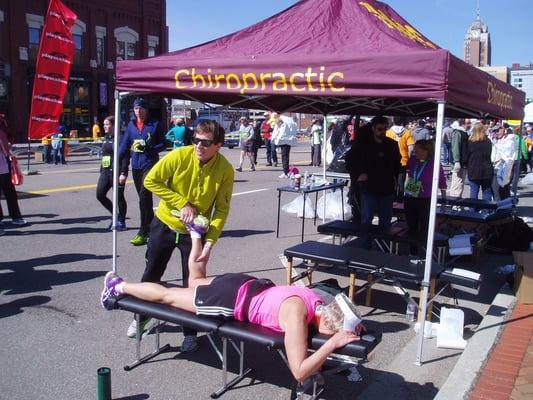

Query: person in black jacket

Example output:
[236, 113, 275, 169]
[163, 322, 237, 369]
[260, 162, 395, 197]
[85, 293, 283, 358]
[347, 116, 400, 228]
[467, 122, 494, 201]
[96, 116, 128, 230]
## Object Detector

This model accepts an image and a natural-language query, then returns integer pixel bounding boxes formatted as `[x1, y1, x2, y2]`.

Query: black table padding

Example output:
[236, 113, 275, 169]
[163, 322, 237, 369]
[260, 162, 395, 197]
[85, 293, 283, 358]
[318, 220, 448, 246]
[437, 208, 512, 223]
[284, 241, 443, 280]
[115, 295, 381, 359]
[440, 269, 481, 289]
[116, 295, 222, 332]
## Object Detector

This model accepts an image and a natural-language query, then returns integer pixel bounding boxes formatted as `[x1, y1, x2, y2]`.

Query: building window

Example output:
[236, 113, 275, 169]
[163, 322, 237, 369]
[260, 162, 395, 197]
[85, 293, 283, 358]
[147, 35, 159, 58]
[96, 37, 105, 66]
[73, 34, 82, 65]
[95, 26, 106, 67]
[114, 27, 139, 61]
[28, 27, 41, 60]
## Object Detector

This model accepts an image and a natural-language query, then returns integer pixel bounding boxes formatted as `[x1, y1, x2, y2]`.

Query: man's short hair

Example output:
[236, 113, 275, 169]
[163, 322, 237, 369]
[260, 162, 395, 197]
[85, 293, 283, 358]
[195, 120, 225, 144]
[370, 116, 389, 127]
[393, 117, 406, 126]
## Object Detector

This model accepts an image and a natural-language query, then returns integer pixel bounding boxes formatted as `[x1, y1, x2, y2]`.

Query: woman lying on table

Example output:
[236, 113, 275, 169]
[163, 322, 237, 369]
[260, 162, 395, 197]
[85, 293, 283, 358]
[101, 217, 364, 382]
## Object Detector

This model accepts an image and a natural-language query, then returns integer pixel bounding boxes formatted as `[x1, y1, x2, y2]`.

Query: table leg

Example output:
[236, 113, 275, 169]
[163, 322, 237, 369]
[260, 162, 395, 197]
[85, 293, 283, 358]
[313, 191, 318, 226]
[307, 266, 313, 286]
[276, 191, 281, 238]
[365, 275, 373, 306]
[341, 187, 345, 221]
[349, 272, 356, 303]
[286, 257, 293, 285]
[301, 193, 306, 242]
[427, 279, 436, 321]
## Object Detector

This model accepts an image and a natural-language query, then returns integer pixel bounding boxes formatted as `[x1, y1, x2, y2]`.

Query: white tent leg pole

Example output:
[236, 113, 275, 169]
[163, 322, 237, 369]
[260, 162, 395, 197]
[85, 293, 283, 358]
[322, 114, 327, 222]
[415, 101, 446, 366]
[112, 91, 121, 274]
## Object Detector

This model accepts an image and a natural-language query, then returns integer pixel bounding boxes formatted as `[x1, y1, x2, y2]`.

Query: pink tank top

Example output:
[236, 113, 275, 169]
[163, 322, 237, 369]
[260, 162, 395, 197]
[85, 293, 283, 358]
[234, 282, 323, 332]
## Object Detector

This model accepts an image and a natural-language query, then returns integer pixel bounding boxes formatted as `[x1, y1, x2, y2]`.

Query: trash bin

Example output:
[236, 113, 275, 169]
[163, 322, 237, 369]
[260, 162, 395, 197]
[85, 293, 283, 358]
[513, 251, 533, 304]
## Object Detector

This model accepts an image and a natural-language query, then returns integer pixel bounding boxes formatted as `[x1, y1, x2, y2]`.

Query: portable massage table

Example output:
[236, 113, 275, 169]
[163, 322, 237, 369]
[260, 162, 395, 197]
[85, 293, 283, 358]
[317, 220, 449, 264]
[110, 295, 381, 399]
[437, 196, 515, 211]
[284, 241, 481, 320]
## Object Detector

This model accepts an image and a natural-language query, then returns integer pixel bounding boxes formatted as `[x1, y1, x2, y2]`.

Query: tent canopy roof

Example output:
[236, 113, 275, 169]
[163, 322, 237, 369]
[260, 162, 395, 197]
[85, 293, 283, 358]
[116, 0, 525, 119]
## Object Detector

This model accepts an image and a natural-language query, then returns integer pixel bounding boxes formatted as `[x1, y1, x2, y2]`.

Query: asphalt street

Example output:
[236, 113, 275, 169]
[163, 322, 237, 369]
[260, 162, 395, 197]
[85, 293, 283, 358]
[1, 140, 528, 400]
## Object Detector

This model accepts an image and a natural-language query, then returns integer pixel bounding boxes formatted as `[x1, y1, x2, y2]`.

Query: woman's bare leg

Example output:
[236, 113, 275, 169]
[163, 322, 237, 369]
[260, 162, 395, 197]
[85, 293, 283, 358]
[122, 282, 197, 312]
[188, 237, 209, 287]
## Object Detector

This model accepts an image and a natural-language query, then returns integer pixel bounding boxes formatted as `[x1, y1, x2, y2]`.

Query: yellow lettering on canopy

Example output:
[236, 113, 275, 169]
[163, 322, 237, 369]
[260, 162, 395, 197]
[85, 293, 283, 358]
[240, 73, 259, 94]
[260, 72, 272, 89]
[359, 1, 437, 49]
[214, 74, 225, 88]
[328, 72, 345, 92]
[289, 72, 305, 92]
[305, 67, 318, 92]
[226, 73, 241, 90]
[191, 68, 206, 88]
[272, 72, 288, 91]
[487, 81, 512, 110]
[174, 69, 190, 89]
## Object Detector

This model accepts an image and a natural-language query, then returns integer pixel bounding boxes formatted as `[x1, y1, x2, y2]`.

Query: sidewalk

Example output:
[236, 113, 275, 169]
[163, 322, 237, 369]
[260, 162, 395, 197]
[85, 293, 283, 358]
[469, 304, 533, 400]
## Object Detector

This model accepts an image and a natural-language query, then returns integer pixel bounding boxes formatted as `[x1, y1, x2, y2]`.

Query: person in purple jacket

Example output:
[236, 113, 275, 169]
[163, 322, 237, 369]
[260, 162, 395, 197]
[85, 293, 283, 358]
[404, 139, 447, 254]
[118, 98, 166, 246]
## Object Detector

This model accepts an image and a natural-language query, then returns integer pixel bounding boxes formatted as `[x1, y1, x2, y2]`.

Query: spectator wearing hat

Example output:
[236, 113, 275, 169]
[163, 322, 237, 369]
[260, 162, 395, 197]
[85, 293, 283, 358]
[51, 125, 68, 165]
[119, 98, 165, 246]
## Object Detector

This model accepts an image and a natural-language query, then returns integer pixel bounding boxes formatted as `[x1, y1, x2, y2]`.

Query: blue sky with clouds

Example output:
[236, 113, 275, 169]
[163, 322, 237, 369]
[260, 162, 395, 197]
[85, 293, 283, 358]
[167, 0, 532, 66]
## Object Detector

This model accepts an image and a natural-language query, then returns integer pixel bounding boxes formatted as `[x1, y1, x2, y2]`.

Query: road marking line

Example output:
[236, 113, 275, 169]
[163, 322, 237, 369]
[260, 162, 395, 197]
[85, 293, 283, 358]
[39, 167, 100, 174]
[28, 180, 134, 194]
[232, 188, 269, 196]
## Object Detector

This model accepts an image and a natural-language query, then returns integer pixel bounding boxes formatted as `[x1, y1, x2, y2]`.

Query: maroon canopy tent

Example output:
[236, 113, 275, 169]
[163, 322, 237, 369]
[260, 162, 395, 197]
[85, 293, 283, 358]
[116, 0, 524, 119]
[112, 0, 526, 366]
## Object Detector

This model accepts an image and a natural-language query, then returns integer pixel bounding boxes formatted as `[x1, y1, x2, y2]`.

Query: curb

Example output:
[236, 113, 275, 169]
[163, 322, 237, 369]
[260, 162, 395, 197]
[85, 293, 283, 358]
[434, 284, 516, 400]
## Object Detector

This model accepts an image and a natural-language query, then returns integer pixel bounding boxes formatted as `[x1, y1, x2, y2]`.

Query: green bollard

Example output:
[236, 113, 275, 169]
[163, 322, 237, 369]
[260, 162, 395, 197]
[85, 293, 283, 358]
[97, 367, 111, 400]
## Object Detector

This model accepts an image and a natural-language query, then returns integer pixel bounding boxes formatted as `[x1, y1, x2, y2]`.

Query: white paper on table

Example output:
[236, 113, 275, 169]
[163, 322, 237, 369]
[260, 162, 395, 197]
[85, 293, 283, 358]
[448, 268, 481, 281]
[449, 246, 473, 256]
[448, 233, 474, 249]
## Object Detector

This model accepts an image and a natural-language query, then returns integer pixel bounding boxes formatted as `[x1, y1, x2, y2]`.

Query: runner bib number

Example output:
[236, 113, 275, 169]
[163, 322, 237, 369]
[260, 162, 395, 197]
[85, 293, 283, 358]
[101, 156, 111, 168]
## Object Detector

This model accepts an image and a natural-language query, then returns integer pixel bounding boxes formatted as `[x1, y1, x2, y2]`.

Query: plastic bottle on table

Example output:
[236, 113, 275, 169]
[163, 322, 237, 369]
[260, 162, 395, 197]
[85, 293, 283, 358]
[303, 171, 309, 188]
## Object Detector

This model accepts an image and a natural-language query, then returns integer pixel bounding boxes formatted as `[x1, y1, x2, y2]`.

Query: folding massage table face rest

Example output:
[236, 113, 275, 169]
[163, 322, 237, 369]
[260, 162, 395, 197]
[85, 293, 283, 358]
[113, 295, 381, 359]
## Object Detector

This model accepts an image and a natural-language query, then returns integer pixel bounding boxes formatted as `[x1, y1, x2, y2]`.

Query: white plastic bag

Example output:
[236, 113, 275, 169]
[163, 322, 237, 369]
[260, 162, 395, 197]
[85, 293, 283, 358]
[316, 188, 352, 220]
[281, 194, 315, 218]
[519, 172, 533, 185]
[436, 307, 467, 349]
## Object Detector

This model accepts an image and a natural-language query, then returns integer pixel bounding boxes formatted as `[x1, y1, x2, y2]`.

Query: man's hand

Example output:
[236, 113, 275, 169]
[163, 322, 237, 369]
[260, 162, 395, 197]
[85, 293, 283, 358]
[179, 203, 197, 224]
[119, 174, 127, 185]
[357, 173, 368, 182]
[195, 242, 212, 263]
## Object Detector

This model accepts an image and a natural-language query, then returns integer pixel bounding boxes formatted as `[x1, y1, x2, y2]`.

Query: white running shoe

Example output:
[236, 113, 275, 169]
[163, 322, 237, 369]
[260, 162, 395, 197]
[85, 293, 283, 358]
[278, 173, 288, 178]
[126, 318, 157, 338]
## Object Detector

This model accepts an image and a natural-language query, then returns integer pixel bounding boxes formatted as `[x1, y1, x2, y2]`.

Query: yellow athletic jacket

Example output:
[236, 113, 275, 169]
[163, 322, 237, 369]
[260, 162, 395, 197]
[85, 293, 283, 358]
[144, 145, 234, 244]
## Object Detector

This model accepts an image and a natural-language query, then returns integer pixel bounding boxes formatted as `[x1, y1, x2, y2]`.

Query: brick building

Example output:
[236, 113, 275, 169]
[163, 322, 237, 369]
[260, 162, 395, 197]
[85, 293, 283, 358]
[0, 0, 168, 143]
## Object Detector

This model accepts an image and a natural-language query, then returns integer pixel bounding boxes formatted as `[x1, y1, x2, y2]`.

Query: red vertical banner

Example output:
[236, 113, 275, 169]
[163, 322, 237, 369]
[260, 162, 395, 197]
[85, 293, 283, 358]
[27, 0, 77, 139]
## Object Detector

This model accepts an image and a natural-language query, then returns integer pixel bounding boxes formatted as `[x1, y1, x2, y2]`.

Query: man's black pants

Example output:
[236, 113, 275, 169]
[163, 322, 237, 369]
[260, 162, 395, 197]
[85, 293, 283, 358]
[132, 168, 154, 235]
[141, 216, 196, 336]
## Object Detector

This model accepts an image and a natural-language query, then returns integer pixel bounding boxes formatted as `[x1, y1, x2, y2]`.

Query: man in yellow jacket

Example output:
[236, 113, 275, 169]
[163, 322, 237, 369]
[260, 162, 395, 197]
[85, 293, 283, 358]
[126, 120, 234, 352]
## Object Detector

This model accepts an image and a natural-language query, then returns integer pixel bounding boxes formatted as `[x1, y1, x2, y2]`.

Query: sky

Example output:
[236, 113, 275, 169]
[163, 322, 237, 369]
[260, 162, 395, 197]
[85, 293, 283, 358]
[167, 0, 532, 66]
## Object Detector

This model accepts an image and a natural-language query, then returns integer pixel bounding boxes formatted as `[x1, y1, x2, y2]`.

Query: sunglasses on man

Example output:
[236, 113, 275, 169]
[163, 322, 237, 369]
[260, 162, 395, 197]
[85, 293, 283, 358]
[192, 136, 216, 147]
